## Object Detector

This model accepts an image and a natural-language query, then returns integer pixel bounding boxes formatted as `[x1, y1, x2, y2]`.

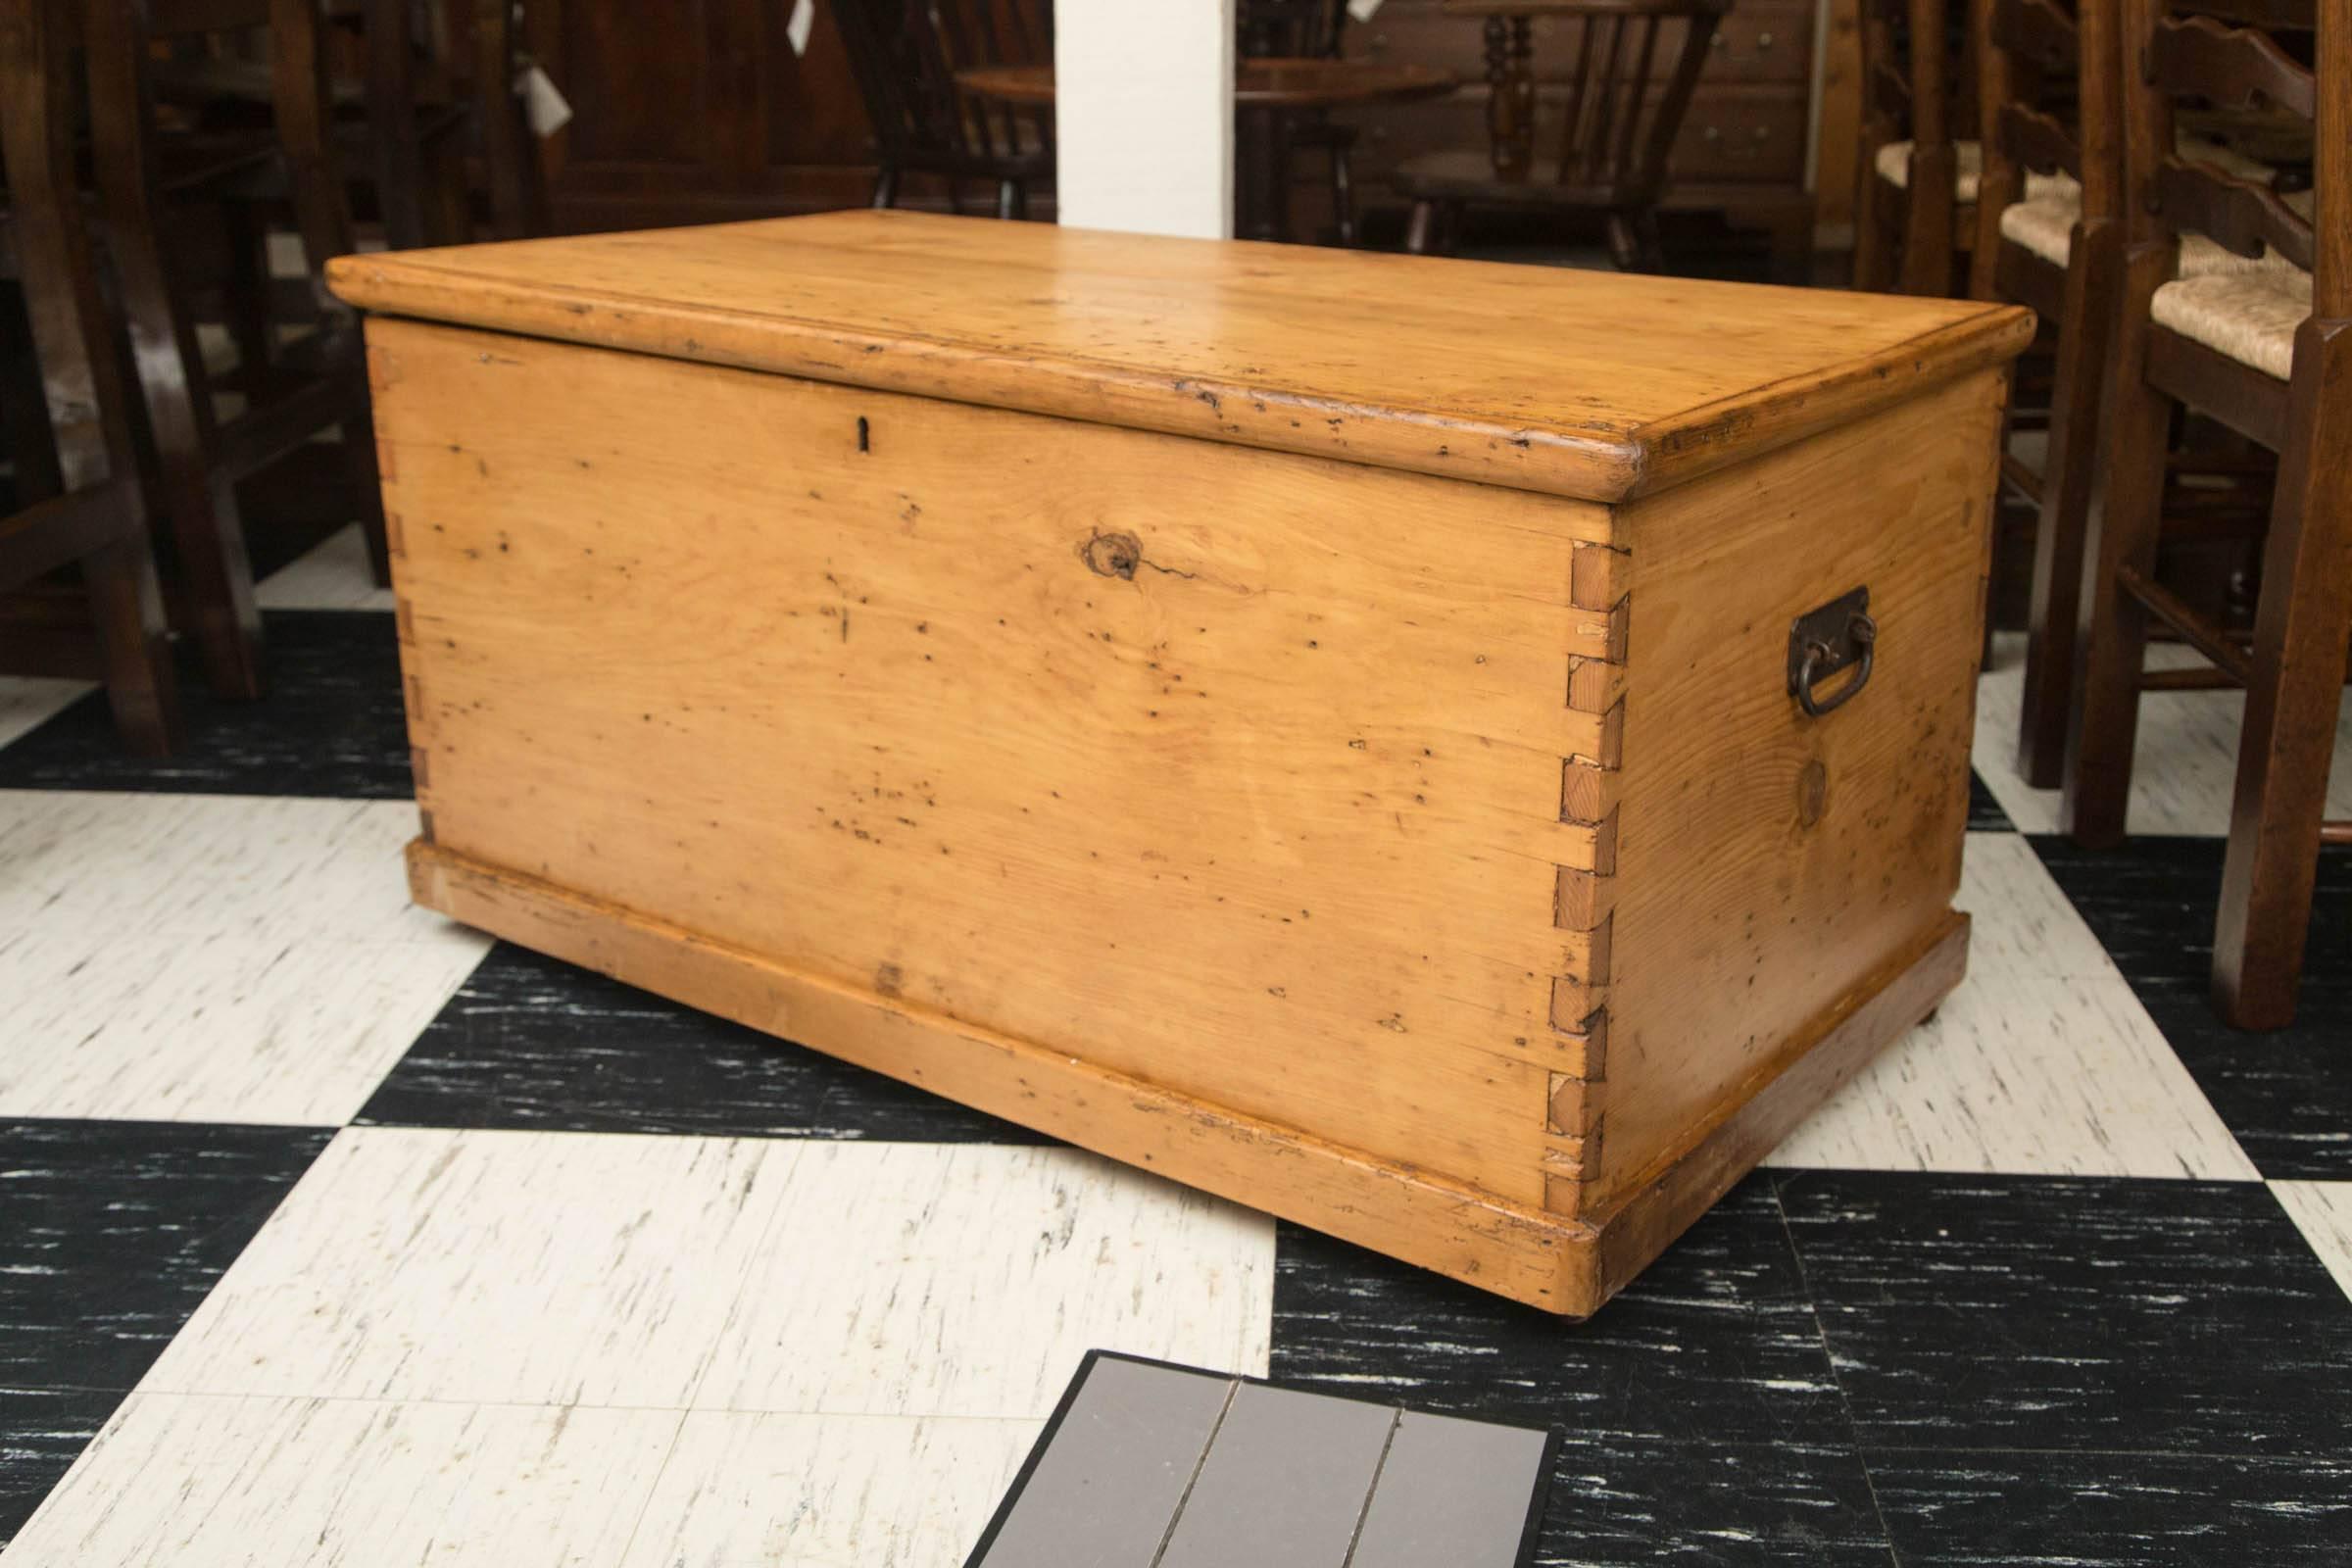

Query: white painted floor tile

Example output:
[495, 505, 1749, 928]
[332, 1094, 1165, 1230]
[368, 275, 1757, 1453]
[0, 675, 92, 749]
[0, 793, 443, 944]
[1770, 833, 2256, 1179]
[255, 524, 396, 612]
[2273, 1181, 2352, 1305]
[147, 1130, 1276, 1418]
[1974, 632, 2352, 836]
[0, 794, 486, 1123]
[145, 1127, 801, 1408]
[618, 1410, 1038, 1568]
[701, 1142, 1275, 1417]
[1, 1393, 678, 1568]
[0, 929, 484, 1125]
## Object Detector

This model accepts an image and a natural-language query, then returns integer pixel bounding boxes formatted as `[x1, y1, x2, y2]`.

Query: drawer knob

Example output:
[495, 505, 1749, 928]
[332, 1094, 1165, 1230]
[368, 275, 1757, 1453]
[1788, 588, 1877, 717]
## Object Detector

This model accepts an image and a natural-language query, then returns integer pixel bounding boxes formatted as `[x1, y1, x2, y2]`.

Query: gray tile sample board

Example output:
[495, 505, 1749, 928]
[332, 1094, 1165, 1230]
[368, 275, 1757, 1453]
[965, 1350, 1557, 1568]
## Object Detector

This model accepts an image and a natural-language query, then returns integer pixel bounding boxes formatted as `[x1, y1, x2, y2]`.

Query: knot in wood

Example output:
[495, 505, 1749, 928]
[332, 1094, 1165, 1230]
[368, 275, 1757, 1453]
[1082, 530, 1144, 580]
[1797, 759, 1830, 828]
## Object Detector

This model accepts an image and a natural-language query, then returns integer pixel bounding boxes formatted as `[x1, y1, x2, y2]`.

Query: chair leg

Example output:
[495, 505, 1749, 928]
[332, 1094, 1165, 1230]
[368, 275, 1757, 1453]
[997, 178, 1028, 220]
[81, 533, 181, 756]
[2062, 245, 2174, 848]
[2015, 220, 2121, 788]
[341, 409, 392, 588]
[1633, 209, 1666, 271]
[1404, 199, 1438, 256]
[1897, 147, 1956, 296]
[220, 200, 275, 390]
[0, 291, 64, 509]
[871, 168, 899, 209]
[1852, 153, 1889, 291]
[1330, 144, 1355, 248]
[1603, 211, 1642, 271]
[112, 256, 269, 699]
[2211, 320, 2352, 1030]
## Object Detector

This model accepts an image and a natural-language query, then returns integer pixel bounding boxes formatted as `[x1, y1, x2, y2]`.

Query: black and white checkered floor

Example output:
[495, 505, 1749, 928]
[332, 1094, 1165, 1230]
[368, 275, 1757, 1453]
[4, 523, 2349, 1566]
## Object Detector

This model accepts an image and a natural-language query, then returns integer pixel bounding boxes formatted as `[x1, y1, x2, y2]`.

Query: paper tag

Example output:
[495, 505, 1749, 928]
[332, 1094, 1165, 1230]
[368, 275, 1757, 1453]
[1347, 0, 1385, 21]
[518, 64, 572, 138]
[787, 0, 815, 57]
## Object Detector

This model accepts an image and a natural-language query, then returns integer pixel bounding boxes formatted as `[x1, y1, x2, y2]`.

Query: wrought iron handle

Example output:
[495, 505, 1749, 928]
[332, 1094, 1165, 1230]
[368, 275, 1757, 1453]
[1793, 612, 1877, 717]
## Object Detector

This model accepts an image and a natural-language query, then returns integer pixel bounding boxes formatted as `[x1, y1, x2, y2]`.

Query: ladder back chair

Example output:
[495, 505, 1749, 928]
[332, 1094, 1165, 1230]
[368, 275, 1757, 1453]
[0, 0, 180, 754]
[2066, 0, 2342, 1027]
[1973, 0, 2281, 785]
[834, 0, 1054, 219]
[86, 0, 390, 701]
[1854, 0, 1987, 293]
[1394, 0, 1728, 269]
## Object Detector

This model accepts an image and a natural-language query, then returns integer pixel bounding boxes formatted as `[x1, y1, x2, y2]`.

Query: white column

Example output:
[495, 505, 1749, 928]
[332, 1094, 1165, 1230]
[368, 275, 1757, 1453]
[1053, 0, 1236, 239]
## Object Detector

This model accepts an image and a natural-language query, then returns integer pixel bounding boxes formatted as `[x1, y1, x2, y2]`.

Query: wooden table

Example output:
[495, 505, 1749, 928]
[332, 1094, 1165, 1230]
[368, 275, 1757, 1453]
[956, 59, 1459, 242]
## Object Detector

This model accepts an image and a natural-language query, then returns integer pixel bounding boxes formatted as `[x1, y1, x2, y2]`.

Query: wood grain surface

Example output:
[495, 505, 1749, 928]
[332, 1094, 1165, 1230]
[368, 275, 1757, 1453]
[328, 210, 2033, 504]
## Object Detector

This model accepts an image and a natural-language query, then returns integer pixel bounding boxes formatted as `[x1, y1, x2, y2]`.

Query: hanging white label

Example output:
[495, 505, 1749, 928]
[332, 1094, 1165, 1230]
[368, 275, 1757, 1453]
[519, 65, 573, 138]
[1347, 0, 1386, 21]
[787, 0, 816, 57]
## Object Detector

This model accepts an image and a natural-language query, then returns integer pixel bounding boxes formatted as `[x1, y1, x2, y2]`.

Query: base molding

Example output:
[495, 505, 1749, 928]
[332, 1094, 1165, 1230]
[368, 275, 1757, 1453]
[409, 839, 1967, 1316]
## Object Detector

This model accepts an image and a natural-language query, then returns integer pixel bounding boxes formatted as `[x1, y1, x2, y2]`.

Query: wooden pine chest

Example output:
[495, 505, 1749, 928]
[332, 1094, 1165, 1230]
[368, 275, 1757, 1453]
[330, 213, 2031, 1316]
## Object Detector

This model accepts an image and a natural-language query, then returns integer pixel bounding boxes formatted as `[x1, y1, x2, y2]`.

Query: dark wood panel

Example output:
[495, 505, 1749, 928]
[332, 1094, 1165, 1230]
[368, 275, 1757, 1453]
[527, 0, 1819, 235]
[1351, 0, 1815, 87]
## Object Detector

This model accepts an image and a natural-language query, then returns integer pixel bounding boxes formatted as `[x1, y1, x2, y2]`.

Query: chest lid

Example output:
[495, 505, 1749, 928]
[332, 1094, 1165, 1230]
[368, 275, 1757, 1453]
[327, 210, 2030, 505]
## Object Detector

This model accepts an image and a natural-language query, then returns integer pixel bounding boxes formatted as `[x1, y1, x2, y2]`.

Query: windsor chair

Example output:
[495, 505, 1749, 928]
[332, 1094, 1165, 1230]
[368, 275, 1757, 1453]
[834, 0, 1054, 219]
[1393, 0, 1727, 268]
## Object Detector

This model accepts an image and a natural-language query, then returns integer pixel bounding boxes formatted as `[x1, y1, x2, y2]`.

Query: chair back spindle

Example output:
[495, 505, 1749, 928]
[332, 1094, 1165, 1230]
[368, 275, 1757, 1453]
[834, 0, 1054, 202]
[1550, 0, 1725, 207]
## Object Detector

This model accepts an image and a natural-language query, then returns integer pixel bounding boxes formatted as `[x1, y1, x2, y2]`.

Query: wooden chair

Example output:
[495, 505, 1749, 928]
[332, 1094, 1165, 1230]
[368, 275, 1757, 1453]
[2066, 0, 2341, 1027]
[1237, 0, 1360, 245]
[85, 0, 388, 701]
[1854, 0, 1984, 293]
[1394, 0, 1728, 269]
[834, 0, 1054, 219]
[1970, 0, 2281, 785]
[0, 0, 179, 755]
[351, 0, 548, 247]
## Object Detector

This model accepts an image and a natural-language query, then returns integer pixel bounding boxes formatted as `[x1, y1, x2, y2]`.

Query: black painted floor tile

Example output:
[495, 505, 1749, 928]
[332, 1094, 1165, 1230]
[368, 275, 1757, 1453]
[1776, 1170, 2352, 1458]
[0, 610, 410, 799]
[356, 942, 1050, 1142]
[1866, 1447, 2352, 1567]
[2032, 836, 2352, 1177]
[1968, 770, 2014, 832]
[1269, 1183, 1848, 1447]
[0, 1388, 115, 1547]
[0, 1119, 329, 1545]
[1538, 1439, 1896, 1567]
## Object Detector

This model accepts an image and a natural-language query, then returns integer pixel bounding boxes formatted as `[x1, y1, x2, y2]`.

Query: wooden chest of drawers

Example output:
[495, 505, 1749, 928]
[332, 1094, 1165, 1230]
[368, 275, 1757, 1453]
[331, 211, 2030, 1314]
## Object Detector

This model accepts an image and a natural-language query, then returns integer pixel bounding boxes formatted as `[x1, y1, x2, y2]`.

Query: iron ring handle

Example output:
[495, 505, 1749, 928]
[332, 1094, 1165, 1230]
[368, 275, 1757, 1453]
[1794, 612, 1877, 717]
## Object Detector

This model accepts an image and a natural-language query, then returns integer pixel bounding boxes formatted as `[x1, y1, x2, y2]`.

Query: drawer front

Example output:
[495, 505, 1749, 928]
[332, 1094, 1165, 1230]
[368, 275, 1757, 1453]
[1668, 86, 1812, 183]
[372, 318, 1625, 1210]
[1349, 0, 1814, 85]
[1348, 83, 1809, 191]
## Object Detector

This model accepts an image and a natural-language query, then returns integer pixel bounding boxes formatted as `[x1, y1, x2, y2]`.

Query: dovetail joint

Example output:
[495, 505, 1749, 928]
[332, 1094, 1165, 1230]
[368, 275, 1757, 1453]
[1546, 542, 1628, 1216]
